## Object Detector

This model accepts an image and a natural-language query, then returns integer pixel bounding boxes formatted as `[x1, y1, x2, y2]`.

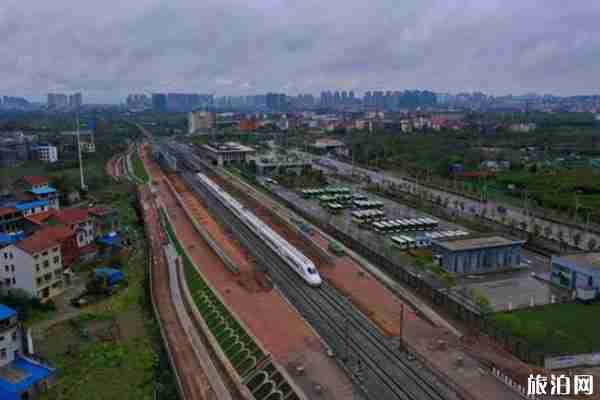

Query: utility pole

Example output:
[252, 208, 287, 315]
[76, 114, 87, 191]
[344, 316, 350, 362]
[398, 303, 404, 350]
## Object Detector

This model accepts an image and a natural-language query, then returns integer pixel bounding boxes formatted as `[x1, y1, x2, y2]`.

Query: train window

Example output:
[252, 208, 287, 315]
[307, 267, 317, 274]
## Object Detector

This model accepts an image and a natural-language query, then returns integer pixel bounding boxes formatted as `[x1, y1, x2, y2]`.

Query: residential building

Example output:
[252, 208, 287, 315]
[239, 118, 259, 132]
[16, 201, 50, 218]
[3, 233, 65, 300]
[509, 123, 536, 133]
[0, 304, 55, 399]
[14, 176, 51, 193]
[152, 93, 168, 112]
[13, 176, 59, 210]
[188, 111, 216, 133]
[0, 208, 24, 235]
[68, 92, 82, 109]
[30, 145, 58, 163]
[310, 138, 348, 156]
[46, 93, 68, 109]
[551, 253, 600, 299]
[432, 236, 524, 275]
[23, 225, 79, 268]
[45, 209, 95, 249]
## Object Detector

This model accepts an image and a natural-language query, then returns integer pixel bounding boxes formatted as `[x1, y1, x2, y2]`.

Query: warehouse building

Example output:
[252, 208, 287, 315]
[551, 253, 600, 299]
[432, 236, 524, 275]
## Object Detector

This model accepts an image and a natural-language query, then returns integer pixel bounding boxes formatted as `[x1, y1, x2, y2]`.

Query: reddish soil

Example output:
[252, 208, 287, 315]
[140, 184, 216, 399]
[140, 146, 355, 399]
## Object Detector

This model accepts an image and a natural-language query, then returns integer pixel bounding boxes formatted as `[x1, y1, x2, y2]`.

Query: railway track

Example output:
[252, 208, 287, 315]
[186, 173, 464, 400]
[169, 144, 330, 267]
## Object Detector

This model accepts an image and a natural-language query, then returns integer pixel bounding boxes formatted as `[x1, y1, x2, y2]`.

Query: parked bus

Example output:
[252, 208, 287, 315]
[325, 202, 343, 214]
[391, 236, 408, 250]
[353, 200, 384, 210]
[352, 209, 386, 225]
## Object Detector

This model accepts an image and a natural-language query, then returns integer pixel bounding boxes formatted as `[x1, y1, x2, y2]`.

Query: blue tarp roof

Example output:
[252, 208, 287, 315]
[0, 305, 16, 321]
[28, 186, 56, 195]
[95, 268, 123, 278]
[96, 232, 122, 247]
[0, 233, 24, 246]
[15, 200, 48, 211]
[0, 357, 54, 397]
[94, 268, 124, 285]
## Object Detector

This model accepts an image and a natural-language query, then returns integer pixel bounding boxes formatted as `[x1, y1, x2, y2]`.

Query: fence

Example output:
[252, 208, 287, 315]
[265, 186, 554, 366]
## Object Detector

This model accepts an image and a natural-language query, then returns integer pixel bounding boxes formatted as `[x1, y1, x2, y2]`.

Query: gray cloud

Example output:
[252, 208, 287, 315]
[1, 0, 600, 102]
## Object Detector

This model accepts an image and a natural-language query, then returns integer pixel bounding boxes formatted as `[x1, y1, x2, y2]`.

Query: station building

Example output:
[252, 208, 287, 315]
[432, 236, 524, 275]
[551, 253, 600, 298]
[201, 142, 255, 166]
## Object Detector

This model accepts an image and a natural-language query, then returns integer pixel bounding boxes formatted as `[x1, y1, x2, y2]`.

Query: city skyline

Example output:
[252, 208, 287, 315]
[1, 1, 600, 102]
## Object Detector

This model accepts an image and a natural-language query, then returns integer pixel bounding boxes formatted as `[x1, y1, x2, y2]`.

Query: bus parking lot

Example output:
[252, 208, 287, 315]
[261, 177, 564, 312]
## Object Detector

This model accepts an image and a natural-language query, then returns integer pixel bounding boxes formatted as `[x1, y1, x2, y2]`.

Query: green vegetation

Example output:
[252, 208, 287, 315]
[160, 210, 264, 374]
[492, 168, 600, 213]
[160, 210, 300, 400]
[0, 290, 56, 326]
[33, 126, 178, 399]
[328, 241, 345, 256]
[131, 151, 149, 183]
[493, 303, 600, 355]
[273, 168, 327, 189]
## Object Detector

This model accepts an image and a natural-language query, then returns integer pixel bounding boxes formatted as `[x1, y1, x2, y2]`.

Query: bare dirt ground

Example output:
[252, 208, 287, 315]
[141, 147, 357, 399]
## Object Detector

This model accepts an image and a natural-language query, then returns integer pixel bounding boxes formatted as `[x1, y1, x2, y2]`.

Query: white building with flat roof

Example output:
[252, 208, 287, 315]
[30, 145, 57, 163]
[2, 232, 65, 301]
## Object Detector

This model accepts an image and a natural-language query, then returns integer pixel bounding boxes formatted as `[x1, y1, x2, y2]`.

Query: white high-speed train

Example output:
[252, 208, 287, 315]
[196, 173, 322, 286]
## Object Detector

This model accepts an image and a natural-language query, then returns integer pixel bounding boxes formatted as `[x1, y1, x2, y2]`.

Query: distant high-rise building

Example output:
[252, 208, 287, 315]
[69, 93, 82, 109]
[152, 93, 168, 112]
[126, 94, 151, 110]
[266, 93, 287, 110]
[47, 93, 69, 109]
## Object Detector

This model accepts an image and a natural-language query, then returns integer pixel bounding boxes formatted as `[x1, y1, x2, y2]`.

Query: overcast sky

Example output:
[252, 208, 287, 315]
[2, 0, 600, 102]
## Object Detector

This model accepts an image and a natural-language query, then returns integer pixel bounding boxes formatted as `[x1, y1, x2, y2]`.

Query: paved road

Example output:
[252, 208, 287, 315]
[307, 154, 600, 252]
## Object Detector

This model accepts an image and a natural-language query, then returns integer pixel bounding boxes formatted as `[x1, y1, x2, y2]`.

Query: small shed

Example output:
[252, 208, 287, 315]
[94, 268, 124, 287]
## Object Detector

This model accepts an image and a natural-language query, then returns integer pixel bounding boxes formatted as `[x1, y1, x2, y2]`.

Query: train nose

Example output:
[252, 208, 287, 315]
[309, 274, 322, 286]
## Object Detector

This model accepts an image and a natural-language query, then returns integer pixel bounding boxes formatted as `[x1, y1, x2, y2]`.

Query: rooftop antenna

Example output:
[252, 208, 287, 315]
[76, 114, 87, 191]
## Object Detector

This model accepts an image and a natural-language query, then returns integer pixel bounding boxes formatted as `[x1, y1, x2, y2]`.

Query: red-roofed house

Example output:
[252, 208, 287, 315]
[2, 232, 65, 300]
[44, 209, 95, 248]
[16, 176, 50, 191]
[35, 225, 78, 267]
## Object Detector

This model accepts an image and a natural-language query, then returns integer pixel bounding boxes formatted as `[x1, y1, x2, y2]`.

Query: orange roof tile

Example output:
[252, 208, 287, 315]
[0, 207, 17, 217]
[51, 208, 90, 225]
[20, 176, 50, 186]
[16, 233, 59, 254]
[25, 210, 56, 225]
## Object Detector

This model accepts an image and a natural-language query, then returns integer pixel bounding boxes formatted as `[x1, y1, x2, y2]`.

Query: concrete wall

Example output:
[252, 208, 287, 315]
[545, 352, 600, 369]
